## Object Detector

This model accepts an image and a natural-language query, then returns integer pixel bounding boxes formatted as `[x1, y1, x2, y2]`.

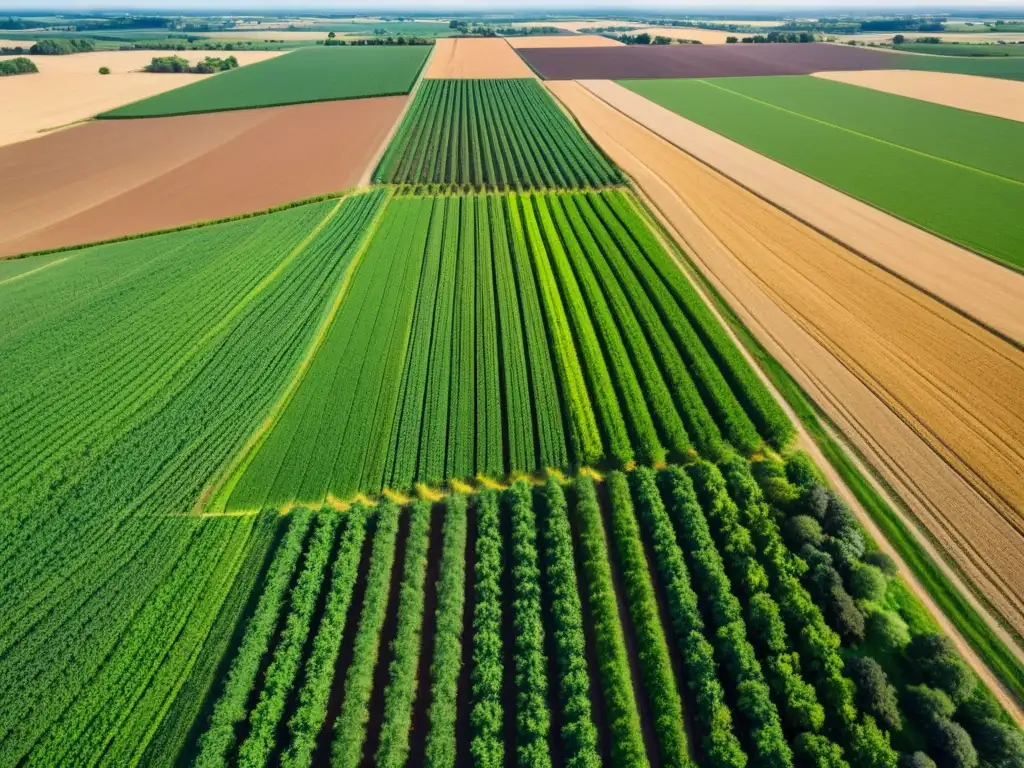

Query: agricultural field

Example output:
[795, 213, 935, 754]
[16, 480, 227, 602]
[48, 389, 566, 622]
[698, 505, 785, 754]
[374, 79, 621, 188]
[895, 42, 1024, 56]
[223, 189, 792, 510]
[99, 45, 430, 118]
[621, 74, 1024, 270]
[0, 96, 407, 257]
[3, 13, 1023, 768]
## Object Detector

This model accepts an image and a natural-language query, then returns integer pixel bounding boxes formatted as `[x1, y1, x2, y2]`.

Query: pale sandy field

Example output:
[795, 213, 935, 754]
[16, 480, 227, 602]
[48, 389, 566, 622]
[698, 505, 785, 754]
[549, 79, 1024, 652]
[0, 50, 282, 147]
[515, 20, 645, 32]
[211, 30, 331, 40]
[815, 69, 1024, 122]
[630, 27, 738, 44]
[506, 34, 623, 48]
[424, 37, 534, 78]
[0, 38, 34, 49]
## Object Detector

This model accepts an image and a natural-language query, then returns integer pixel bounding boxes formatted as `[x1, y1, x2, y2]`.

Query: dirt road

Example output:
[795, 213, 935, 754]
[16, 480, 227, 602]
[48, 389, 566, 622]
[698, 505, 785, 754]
[548, 79, 1024, 657]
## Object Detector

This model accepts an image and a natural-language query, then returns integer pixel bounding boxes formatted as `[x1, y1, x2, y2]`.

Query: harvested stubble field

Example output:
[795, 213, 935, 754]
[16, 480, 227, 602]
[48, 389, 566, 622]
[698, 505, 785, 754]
[0, 97, 407, 258]
[623, 75, 1024, 271]
[0, 49, 282, 146]
[424, 36, 535, 78]
[549, 79, 1024, 647]
[518, 41, 897, 79]
[630, 26, 740, 43]
[814, 69, 1024, 123]
[506, 34, 623, 48]
[99, 45, 429, 118]
[585, 79, 1024, 343]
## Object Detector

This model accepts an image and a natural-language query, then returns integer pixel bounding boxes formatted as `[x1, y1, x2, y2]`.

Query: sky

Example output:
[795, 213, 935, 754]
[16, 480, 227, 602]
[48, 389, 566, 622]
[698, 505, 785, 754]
[3, 1, 1023, 9]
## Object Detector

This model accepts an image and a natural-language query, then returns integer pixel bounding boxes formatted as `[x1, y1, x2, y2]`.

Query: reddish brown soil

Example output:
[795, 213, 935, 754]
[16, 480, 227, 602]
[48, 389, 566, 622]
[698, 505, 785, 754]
[0, 96, 407, 258]
[519, 42, 897, 80]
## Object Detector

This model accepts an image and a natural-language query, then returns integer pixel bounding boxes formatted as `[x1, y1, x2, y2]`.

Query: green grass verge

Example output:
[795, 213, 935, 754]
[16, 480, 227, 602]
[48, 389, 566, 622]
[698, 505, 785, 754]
[895, 42, 1024, 57]
[619, 75, 1024, 271]
[628, 191, 1024, 710]
[98, 45, 431, 118]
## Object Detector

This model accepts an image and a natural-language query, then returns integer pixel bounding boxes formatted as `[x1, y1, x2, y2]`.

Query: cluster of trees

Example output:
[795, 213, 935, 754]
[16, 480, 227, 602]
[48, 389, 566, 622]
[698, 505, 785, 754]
[613, 32, 674, 45]
[29, 38, 95, 54]
[0, 57, 37, 76]
[860, 17, 945, 32]
[727, 31, 816, 43]
[145, 54, 238, 73]
[322, 35, 432, 46]
[470, 491, 504, 767]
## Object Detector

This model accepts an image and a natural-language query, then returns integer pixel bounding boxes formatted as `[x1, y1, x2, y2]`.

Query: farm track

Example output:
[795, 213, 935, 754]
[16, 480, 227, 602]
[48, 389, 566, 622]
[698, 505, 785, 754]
[546, 80, 1024, 648]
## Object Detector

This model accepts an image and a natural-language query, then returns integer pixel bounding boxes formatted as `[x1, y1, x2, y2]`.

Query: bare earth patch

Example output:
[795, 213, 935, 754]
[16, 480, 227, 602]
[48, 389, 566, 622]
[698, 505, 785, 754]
[549, 78, 1024, 647]
[506, 35, 623, 49]
[0, 96, 406, 257]
[424, 37, 534, 78]
[814, 69, 1024, 123]
[579, 79, 1024, 344]
[0, 50, 283, 147]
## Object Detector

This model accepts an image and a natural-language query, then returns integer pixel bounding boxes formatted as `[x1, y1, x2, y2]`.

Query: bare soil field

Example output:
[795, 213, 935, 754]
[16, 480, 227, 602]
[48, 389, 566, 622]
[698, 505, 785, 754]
[0, 96, 405, 257]
[814, 69, 1024, 123]
[631, 27, 738, 44]
[506, 34, 623, 48]
[425, 37, 534, 78]
[580, 79, 1024, 343]
[549, 79, 1024, 644]
[520, 42, 896, 79]
[0, 50, 282, 147]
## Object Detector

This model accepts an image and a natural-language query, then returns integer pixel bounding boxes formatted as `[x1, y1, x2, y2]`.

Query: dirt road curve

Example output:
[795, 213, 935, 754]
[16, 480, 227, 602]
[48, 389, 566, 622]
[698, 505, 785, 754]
[424, 37, 535, 78]
[0, 97, 406, 257]
[548, 80, 1024, 662]
[578, 79, 1024, 346]
[814, 69, 1024, 124]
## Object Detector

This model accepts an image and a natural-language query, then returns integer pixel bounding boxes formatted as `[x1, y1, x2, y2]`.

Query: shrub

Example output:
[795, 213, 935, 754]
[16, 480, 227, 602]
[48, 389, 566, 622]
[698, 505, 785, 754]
[904, 685, 955, 725]
[98, 66, 110, 74]
[863, 551, 898, 577]
[785, 515, 825, 550]
[906, 635, 976, 705]
[971, 718, 1024, 768]
[826, 586, 866, 644]
[846, 657, 901, 732]
[849, 564, 887, 603]
[785, 452, 821, 489]
[900, 753, 937, 768]
[798, 485, 830, 521]
[866, 609, 910, 653]
[0, 56, 37, 76]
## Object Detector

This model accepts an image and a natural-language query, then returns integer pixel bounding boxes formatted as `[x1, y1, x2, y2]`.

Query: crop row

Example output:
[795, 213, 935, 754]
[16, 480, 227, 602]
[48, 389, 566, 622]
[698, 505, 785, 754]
[228, 189, 790, 509]
[374, 78, 622, 189]
[194, 451, 1011, 767]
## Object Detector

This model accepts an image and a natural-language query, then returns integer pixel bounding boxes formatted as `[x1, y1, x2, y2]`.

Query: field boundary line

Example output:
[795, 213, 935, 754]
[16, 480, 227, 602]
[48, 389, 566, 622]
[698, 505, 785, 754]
[579, 79, 1024, 349]
[0, 255, 75, 286]
[200, 190, 393, 516]
[619, 179, 1024, 722]
[694, 78, 1024, 189]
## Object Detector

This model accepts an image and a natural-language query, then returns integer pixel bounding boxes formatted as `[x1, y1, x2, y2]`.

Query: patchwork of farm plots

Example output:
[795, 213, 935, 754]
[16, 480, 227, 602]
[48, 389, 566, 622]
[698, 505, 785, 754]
[223, 189, 792, 511]
[98, 45, 431, 118]
[622, 75, 1024, 270]
[374, 78, 622, 189]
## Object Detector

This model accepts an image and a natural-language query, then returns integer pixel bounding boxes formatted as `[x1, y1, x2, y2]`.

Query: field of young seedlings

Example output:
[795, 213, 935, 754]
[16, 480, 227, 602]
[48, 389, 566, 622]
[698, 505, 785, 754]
[1, 35, 1020, 768]
[373, 79, 622, 189]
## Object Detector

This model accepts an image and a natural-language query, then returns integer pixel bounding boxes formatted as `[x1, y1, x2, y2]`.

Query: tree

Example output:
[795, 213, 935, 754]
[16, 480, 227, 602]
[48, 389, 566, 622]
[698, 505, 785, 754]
[848, 716, 899, 768]
[866, 610, 910, 653]
[900, 754, 936, 768]
[785, 516, 825, 550]
[798, 485, 830, 520]
[904, 685, 955, 725]
[827, 586, 865, 644]
[863, 551, 898, 577]
[328, 31, 336, 38]
[98, 66, 110, 74]
[930, 719, 978, 768]
[846, 657, 901, 732]
[793, 732, 848, 767]
[893, 34, 906, 43]
[971, 718, 1024, 768]
[726, 36, 738, 43]
[849, 564, 887, 603]
[906, 635, 976, 705]
[785, 452, 821, 489]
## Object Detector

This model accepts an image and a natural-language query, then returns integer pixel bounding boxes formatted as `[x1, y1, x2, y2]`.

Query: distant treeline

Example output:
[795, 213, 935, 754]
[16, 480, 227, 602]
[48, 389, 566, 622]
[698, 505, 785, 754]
[0, 56, 37, 76]
[612, 32, 674, 45]
[729, 31, 817, 43]
[146, 54, 238, 73]
[321, 36, 432, 46]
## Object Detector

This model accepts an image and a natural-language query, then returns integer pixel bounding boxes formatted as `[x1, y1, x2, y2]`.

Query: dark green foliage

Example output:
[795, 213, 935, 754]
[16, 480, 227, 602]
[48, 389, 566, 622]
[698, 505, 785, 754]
[929, 719, 978, 768]
[784, 515, 825, 550]
[845, 657, 901, 733]
[424, 495, 469, 768]
[862, 551, 898, 578]
[784, 452, 821, 489]
[901, 754, 937, 768]
[971, 718, 1024, 768]
[470, 491, 504, 768]
[797, 485, 831, 522]
[0, 56, 36, 75]
[572, 475, 649, 767]
[905, 685, 956, 725]
[606, 472, 690, 767]
[906, 635, 976, 705]
[30, 37, 94, 54]
[539, 478, 600, 768]
[865, 609, 910, 653]
[849, 564, 887, 603]
[506, 482, 552, 768]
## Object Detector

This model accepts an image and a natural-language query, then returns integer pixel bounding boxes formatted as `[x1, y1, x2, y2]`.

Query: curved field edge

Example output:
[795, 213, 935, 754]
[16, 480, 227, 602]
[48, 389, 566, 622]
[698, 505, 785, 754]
[625, 192, 1024, 712]
[203, 191, 394, 516]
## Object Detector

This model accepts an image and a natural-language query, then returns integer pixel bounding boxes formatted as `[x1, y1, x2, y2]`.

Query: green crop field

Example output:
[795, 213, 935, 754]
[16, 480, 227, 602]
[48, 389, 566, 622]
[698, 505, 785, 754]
[895, 42, 1024, 56]
[621, 75, 1024, 270]
[2, 32, 1021, 768]
[374, 79, 622, 189]
[884, 49, 1024, 79]
[98, 45, 431, 118]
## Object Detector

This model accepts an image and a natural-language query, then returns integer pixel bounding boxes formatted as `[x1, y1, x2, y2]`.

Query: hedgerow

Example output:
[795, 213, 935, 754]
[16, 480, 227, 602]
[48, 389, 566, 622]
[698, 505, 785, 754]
[470, 491, 504, 768]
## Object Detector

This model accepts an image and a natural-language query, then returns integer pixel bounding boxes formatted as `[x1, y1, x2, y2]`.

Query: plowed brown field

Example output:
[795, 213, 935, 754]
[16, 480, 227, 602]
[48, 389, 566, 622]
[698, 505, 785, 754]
[0, 97, 406, 257]
[424, 37, 534, 78]
[549, 79, 1024, 644]
[814, 69, 1024, 124]
[577, 79, 1024, 345]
